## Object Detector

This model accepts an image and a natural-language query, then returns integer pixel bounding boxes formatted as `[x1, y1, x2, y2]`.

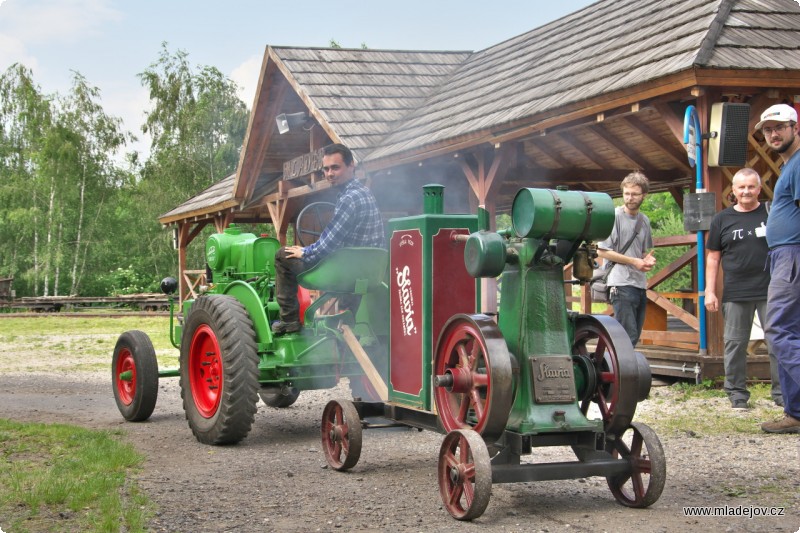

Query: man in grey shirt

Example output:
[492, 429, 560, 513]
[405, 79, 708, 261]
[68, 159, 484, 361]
[597, 171, 656, 347]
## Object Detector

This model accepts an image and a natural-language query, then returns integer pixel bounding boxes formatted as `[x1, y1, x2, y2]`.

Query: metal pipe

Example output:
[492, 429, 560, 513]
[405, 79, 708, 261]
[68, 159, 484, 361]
[683, 105, 708, 355]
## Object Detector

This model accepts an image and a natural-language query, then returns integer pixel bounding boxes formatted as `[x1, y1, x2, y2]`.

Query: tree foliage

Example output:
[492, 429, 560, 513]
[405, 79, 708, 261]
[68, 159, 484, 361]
[0, 64, 53, 296]
[0, 44, 249, 297]
[132, 43, 250, 279]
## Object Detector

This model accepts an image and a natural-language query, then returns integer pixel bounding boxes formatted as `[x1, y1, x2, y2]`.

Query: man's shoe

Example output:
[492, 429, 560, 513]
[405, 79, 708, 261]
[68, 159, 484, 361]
[761, 414, 800, 434]
[731, 400, 750, 410]
[271, 321, 301, 335]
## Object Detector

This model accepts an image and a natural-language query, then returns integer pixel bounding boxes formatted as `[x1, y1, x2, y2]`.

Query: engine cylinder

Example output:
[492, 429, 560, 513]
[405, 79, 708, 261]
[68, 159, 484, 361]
[511, 188, 615, 242]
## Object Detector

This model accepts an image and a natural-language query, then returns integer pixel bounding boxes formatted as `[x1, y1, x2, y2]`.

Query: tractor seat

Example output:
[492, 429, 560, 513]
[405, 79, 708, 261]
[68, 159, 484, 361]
[297, 247, 388, 294]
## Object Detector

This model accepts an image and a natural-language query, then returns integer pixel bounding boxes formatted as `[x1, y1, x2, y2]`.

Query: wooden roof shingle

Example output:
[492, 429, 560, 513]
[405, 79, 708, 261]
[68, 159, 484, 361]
[161, 0, 800, 223]
[270, 46, 471, 161]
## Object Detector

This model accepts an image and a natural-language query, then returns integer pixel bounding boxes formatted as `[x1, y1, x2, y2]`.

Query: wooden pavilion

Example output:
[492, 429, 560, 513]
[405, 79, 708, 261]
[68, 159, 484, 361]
[159, 0, 800, 381]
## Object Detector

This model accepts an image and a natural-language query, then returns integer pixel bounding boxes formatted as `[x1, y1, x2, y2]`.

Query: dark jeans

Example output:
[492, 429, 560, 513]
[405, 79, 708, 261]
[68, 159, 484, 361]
[274, 247, 308, 323]
[765, 245, 800, 419]
[609, 285, 647, 347]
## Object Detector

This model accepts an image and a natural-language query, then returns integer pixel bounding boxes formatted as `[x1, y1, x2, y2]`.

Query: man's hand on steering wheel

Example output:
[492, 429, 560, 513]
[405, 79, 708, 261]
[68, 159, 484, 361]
[285, 245, 304, 259]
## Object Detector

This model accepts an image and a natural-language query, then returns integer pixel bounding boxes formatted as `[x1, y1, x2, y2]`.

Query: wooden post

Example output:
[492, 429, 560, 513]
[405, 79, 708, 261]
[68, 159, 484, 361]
[340, 324, 388, 401]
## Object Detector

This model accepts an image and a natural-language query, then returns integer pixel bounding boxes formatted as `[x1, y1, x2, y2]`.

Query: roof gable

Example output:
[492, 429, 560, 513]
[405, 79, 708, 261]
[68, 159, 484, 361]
[271, 46, 471, 160]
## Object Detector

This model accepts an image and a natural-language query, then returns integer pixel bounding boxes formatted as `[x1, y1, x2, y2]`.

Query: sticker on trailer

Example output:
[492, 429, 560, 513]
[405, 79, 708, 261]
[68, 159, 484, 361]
[390, 230, 423, 395]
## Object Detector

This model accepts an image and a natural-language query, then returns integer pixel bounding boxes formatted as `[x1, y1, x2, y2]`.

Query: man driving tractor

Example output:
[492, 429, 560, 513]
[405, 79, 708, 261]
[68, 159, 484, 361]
[271, 143, 385, 335]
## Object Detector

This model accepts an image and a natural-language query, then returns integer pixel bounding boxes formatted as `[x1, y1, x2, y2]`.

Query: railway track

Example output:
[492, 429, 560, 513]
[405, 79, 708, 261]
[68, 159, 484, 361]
[0, 293, 170, 314]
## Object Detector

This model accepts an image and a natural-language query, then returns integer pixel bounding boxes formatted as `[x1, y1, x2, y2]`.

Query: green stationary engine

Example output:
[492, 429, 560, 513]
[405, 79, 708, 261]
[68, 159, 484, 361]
[319, 185, 665, 521]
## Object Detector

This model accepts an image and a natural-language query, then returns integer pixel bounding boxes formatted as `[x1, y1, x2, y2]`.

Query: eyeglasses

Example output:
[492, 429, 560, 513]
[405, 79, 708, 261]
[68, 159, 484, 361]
[762, 123, 792, 136]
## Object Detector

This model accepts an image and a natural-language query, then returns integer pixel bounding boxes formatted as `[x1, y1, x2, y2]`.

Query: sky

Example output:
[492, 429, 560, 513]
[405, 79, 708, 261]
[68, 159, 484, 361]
[0, 0, 596, 156]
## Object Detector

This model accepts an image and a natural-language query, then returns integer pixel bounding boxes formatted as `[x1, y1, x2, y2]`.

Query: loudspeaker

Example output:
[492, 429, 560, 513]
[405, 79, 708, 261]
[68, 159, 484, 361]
[708, 102, 750, 167]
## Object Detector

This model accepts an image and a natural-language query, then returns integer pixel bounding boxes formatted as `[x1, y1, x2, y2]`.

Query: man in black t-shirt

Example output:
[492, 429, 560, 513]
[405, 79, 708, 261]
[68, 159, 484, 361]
[705, 168, 783, 409]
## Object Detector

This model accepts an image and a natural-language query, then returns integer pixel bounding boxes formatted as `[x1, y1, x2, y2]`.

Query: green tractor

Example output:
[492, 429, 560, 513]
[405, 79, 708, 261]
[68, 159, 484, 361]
[112, 217, 390, 445]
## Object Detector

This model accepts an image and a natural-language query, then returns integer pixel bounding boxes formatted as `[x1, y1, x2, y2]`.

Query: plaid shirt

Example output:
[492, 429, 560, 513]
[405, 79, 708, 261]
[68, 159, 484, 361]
[302, 179, 385, 265]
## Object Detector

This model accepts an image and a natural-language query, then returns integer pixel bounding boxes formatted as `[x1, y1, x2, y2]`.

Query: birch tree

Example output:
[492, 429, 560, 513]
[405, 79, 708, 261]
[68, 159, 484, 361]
[0, 64, 52, 296]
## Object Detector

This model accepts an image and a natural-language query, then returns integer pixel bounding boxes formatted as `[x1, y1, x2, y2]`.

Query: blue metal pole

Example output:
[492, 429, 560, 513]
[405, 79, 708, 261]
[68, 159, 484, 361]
[683, 105, 708, 354]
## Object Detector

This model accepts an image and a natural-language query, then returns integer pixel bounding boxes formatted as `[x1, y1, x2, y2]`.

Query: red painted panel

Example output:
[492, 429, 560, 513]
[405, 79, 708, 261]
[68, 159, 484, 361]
[390, 230, 424, 395]
[432, 229, 477, 356]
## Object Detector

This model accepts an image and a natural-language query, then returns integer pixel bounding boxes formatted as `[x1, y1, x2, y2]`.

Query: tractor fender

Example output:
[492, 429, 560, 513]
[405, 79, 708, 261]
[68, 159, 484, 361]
[222, 281, 272, 344]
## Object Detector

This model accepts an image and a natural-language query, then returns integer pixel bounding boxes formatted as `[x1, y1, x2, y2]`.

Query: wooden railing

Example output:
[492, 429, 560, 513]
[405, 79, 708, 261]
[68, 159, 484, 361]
[568, 234, 700, 351]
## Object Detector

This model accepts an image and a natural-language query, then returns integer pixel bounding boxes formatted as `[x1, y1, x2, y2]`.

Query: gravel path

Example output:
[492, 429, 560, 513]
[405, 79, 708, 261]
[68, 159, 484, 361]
[0, 368, 798, 532]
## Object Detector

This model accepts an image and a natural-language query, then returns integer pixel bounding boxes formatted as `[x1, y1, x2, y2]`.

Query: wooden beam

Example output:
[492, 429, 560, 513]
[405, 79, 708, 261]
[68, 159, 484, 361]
[668, 186, 685, 210]
[483, 144, 514, 199]
[555, 131, 607, 169]
[527, 138, 573, 167]
[585, 125, 649, 169]
[340, 324, 388, 401]
[459, 155, 483, 201]
[647, 246, 697, 289]
[266, 198, 290, 244]
[622, 115, 692, 172]
[647, 290, 699, 331]
[652, 234, 696, 247]
[235, 59, 288, 201]
[652, 102, 686, 146]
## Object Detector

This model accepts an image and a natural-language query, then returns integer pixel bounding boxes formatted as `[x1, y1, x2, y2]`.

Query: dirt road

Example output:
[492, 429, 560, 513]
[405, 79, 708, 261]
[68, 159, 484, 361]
[1, 367, 798, 532]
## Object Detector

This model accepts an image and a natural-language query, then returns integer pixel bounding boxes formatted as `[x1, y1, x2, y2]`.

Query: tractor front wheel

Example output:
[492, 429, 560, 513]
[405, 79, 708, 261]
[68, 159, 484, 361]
[180, 295, 260, 445]
[112, 330, 158, 422]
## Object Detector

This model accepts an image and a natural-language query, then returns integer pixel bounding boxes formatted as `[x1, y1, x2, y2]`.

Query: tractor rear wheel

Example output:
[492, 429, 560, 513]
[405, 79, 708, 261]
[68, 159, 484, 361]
[112, 330, 158, 422]
[180, 295, 260, 445]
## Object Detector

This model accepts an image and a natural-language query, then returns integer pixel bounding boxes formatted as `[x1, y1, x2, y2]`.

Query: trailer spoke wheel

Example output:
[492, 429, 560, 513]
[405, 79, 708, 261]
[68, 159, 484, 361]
[112, 330, 158, 422]
[572, 315, 639, 436]
[180, 295, 259, 445]
[434, 314, 513, 443]
[320, 399, 362, 471]
[438, 429, 492, 520]
[296, 201, 335, 247]
[606, 422, 666, 508]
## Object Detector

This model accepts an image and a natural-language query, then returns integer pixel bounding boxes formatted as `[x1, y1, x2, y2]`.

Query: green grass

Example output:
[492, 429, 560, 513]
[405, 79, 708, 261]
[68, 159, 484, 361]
[0, 419, 152, 532]
[638, 382, 782, 436]
[0, 315, 179, 371]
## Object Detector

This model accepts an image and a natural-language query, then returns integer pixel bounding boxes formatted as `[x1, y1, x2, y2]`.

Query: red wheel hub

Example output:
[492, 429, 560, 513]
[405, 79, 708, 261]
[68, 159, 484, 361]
[433, 314, 512, 442]
[189, 324, 223, 418]
[115, 348, 136, 406]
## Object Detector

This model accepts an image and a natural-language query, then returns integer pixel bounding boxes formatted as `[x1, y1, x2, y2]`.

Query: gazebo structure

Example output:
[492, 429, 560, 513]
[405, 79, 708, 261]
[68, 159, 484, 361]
[159, 0, 800, 380]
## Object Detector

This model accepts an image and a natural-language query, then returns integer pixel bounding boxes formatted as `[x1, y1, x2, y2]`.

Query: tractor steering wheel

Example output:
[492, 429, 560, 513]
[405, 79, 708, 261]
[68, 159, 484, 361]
[296, 201, 336, 247]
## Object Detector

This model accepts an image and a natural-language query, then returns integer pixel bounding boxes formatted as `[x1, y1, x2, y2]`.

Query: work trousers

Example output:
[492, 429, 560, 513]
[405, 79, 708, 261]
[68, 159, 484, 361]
[722, 300, 782, 404]
[609, 285, 647, 347]
[765, 244, 800, 419]
[274, 247, 308, 323]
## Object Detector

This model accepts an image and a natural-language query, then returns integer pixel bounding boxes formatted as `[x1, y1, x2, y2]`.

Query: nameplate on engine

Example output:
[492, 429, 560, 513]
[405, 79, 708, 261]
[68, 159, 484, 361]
[530, 355, 576, 403]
